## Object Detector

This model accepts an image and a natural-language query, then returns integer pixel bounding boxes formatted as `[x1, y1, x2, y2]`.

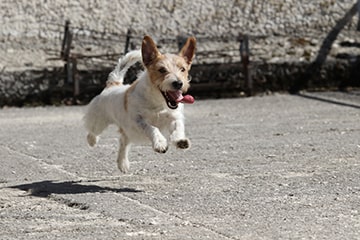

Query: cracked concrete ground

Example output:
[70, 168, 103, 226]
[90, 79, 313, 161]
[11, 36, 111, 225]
[0, 92, 359, 239]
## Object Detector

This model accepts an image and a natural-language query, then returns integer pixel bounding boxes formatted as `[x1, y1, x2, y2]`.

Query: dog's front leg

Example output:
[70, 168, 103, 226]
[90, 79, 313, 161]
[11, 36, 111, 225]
[170, 119, 190, 149]
[136, 116, 168, 153]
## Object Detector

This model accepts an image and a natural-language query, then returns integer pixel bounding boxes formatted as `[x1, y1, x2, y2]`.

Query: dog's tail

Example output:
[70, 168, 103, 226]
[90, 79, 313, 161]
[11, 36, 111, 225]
[107, 50, 142, 85]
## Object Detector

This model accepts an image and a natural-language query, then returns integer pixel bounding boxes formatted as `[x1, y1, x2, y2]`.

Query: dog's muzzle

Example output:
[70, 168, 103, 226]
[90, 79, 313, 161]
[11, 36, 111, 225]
[161, 90, 182, 109]
[161, 89, 195, 110]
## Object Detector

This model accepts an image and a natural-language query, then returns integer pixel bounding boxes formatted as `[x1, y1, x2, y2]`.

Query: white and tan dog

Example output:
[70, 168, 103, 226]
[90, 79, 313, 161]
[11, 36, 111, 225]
[84, 35, 196, 173]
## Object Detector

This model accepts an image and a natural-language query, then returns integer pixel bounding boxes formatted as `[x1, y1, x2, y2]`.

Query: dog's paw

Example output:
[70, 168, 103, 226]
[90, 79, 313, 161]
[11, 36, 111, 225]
[117, 158, 130, 173]
[87, 133, 98, 147]
[153, 137, 168, 154]
[176, 138, 191, 149]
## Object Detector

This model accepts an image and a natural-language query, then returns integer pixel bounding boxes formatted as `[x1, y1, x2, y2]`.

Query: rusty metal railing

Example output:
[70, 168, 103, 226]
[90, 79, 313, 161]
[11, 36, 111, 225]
[58, 20, 255, 101]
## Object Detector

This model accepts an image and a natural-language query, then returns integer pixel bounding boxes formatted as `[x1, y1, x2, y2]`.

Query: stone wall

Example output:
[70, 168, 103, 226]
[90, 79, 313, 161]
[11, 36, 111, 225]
[1, 0, 359, 105]
[2, 0, 359, 69]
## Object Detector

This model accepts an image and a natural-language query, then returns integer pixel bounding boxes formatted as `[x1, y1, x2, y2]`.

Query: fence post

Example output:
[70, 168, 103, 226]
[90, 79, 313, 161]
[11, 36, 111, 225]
[61, 20, 73, 85]
[61, 20, 71, 60]
[124, 29, 132, 54]
[60, 20, 80, 103]
[357, 0, 360, 31]
[176, 35, 187, 51]
[239, 33, 252, 96]
[72, 58, 79, 102]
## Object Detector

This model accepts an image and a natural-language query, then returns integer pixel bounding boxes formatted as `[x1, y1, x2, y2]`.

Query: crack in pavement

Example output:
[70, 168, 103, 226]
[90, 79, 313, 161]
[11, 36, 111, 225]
[4, 178, 235, 239]
[115, 191, 236, 239]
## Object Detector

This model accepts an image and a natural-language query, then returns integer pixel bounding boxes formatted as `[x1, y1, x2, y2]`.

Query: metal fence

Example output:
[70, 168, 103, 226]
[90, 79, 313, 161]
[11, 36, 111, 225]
[44, 20, 256, 100]
[39, 1, 360, 102]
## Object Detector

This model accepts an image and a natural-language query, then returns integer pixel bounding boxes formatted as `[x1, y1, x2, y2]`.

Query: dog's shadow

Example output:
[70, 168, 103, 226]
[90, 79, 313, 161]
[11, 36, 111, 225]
[9, 180, 143, 198]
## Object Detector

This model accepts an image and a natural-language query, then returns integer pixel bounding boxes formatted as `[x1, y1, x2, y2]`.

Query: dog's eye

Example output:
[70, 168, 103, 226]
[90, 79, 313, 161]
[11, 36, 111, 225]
[180, 67, 186, 72]
[158, 67, 167, 74]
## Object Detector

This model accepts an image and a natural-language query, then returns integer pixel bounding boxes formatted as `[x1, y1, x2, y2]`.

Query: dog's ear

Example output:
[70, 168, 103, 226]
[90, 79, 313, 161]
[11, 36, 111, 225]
[179, 37, 196, 65]
[142, 35, 160, 67]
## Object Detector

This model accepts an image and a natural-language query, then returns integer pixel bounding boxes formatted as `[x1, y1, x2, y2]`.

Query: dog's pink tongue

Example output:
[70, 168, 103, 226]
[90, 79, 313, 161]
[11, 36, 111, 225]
[180, 94, 195, 104]
[169, 90, 195, 104]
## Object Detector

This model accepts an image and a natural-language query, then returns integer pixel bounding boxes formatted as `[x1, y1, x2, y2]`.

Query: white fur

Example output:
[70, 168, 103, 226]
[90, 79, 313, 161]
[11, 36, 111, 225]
[84, 50, 190, 173]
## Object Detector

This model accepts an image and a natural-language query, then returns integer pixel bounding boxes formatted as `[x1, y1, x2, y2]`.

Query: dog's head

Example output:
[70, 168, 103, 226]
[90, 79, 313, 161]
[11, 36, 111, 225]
[141, 35, 196, 109]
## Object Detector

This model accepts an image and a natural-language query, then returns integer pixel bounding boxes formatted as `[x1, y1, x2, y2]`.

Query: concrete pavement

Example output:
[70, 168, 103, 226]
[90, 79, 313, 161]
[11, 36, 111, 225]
[0, 92, 359, 239]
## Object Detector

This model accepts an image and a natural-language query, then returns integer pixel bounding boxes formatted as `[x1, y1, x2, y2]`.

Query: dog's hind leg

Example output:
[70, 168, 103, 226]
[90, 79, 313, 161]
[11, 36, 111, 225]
[117, 129, 131, 173]
[84, 105, 110, 147]
[85, 120, 110, 147]
[86, 120, 109, 147]
[87, 133, 98, 147]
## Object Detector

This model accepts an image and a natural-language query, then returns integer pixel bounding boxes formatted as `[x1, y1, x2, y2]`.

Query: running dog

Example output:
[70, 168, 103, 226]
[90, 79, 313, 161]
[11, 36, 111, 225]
[84, 35, 196, 173]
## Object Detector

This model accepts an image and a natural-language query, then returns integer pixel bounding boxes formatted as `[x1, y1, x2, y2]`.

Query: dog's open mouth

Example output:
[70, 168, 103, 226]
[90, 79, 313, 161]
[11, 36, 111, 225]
[161, 90, 194, 109]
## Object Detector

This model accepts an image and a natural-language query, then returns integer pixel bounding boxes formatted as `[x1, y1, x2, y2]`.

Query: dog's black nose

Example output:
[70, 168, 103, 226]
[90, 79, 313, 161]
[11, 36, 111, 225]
[172, 80, 183, 90]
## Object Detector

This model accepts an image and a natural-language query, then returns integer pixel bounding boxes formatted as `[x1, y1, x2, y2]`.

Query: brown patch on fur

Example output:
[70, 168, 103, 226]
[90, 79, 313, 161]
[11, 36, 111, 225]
[124, 80, 139, 112]
[119, 127, 125, 135]
[142, 36, 161, 67]
[106, 81, 122, 88]
[141, 36, 196, 94]
[179, 37, 196, 65]
[146, 54, 191, 92]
